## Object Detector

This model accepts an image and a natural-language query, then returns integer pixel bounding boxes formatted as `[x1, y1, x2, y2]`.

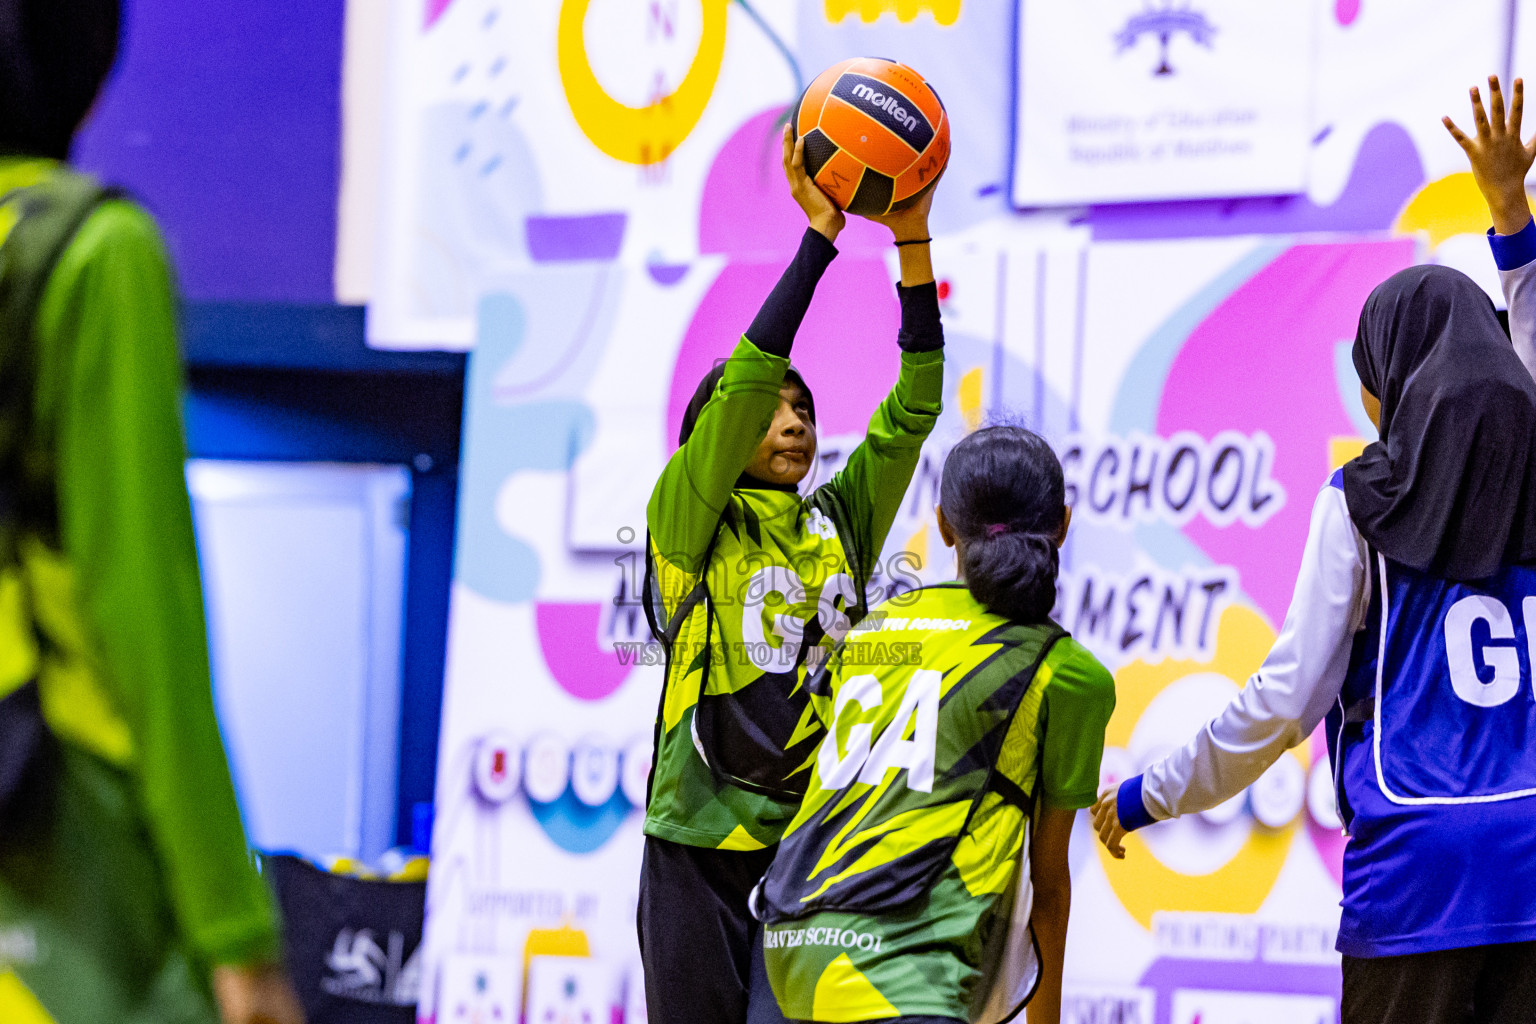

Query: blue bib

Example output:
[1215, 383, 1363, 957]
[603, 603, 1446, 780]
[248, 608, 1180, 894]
[1370, 557, 1536, 801]
[1332, 548, 1536, 956]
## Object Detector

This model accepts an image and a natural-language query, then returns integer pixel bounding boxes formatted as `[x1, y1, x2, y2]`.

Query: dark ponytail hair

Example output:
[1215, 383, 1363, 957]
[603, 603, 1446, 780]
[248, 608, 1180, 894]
[939, 425, 1065, 623]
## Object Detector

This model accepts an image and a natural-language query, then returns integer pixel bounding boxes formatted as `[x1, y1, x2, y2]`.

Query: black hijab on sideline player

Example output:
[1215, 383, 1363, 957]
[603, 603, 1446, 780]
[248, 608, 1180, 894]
[1343, 264, 1536, 581]
[677, 364, 815, 492]
[0, 0, 120, 159]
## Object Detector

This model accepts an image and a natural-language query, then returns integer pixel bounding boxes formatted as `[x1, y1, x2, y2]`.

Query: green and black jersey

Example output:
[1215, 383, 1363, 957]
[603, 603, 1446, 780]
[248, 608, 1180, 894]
[757, 584, 1114, 1022]
[643, 336, 944, 851]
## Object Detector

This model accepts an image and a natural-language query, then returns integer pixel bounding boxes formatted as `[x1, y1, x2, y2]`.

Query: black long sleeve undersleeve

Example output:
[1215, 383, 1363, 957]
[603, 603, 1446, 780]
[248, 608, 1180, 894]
[896, 280, 944, 353]
[744, 227, 838, 358]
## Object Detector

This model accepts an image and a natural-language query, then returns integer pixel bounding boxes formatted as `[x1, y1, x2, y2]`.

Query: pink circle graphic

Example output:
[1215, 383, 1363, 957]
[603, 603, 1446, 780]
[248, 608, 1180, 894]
[535, 602, 633, 701]
[1155, 240, 1413, 625]
[668, 261, 901, 447]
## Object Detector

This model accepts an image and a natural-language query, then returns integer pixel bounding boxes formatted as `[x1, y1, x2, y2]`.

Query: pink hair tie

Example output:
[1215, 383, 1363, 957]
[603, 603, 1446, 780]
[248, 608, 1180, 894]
[986, 523, 1011, 537]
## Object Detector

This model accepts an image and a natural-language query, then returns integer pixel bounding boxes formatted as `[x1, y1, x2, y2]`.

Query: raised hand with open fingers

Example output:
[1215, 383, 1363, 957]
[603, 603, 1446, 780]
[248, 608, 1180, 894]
[1444, 75, 1536, 236]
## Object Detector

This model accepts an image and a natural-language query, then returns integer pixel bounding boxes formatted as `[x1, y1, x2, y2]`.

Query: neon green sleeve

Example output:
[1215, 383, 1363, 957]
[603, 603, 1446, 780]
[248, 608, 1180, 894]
[37, 200, 280, 968]
[817, 348, 944, 575]
[1037, 640, 1116, 809]
[646, 336, 789, 573]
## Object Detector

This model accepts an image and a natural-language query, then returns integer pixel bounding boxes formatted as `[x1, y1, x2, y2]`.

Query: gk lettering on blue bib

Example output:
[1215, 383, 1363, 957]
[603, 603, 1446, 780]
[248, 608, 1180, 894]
[1371, 554, 1536, 803]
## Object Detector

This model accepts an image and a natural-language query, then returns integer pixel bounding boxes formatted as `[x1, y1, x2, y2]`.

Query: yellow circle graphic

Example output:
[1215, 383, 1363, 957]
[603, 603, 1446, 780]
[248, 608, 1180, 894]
[1098, 604, 1307, 928]
[557, 0, 729, 165]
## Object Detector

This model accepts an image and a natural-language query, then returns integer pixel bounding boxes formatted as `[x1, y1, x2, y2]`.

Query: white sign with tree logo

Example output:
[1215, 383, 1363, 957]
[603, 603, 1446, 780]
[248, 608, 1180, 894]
[1011, 0, 1317, 206]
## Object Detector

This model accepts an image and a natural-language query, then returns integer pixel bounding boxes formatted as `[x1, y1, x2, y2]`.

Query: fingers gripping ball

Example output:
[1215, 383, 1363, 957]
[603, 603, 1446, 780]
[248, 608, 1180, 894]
[794, 57, 950, 217]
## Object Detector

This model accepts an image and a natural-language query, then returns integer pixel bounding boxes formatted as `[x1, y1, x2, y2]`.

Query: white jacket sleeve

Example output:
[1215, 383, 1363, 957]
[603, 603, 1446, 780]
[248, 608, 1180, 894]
[1492, 222, 1536, 381]
[1136, 483, 1369, 822]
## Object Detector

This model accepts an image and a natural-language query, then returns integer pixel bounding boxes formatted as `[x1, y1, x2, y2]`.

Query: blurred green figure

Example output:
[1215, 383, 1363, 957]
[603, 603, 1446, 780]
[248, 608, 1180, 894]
[0, 2, 303, 1021]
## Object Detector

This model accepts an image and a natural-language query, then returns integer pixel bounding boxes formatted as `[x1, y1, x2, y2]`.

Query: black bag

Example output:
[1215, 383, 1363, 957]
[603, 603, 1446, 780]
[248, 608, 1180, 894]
[267, 855, 427, 1024]
[0, 172, 116, 832]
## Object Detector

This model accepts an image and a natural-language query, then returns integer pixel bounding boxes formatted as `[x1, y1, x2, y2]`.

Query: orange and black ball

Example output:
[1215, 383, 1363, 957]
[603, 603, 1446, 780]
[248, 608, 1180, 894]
[793, 57, 950, 217]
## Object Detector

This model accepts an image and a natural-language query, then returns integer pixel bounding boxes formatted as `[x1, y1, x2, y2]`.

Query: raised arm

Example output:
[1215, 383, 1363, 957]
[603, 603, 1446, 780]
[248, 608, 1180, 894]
[1446, 76, 1536, 377]
[647, 128, 844, 570]
[817, 185, 945, 575]
[1093, 480, 1367, 854]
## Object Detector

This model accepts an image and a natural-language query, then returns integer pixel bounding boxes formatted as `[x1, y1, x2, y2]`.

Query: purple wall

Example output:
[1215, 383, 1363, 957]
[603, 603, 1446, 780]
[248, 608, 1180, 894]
[73, 0, 344, 303]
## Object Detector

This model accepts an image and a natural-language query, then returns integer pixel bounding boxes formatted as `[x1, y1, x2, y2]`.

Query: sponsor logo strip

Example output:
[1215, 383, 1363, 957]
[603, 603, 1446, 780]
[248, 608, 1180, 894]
[831, 73, 935, 152]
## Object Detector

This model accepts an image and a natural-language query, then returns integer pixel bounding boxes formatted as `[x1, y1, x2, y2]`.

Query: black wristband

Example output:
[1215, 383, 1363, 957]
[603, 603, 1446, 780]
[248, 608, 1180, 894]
[894, 238, 932, 247]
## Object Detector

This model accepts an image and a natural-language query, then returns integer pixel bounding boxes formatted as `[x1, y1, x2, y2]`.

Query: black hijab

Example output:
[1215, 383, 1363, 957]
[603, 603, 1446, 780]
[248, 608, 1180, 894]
[1343, 264, 1536, 581]
[0, 0, 121, 159]
[678, 364, 815, 492]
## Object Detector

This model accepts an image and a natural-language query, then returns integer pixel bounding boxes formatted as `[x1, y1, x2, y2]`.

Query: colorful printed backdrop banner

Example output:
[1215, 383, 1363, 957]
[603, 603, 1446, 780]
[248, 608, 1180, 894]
[403, 2, 1526, 1023]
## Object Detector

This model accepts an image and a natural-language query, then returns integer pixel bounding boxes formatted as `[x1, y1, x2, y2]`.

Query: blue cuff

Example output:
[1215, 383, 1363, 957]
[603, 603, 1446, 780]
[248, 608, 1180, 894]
[1488, 218, 1536, 271]
[1116, 775, 1158, 832]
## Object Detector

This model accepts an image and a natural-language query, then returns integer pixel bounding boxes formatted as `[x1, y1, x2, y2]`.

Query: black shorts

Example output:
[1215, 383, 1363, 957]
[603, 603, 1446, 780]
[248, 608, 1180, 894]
[637, 835, 788, 1024]
[1342, 941, 1536, 1024]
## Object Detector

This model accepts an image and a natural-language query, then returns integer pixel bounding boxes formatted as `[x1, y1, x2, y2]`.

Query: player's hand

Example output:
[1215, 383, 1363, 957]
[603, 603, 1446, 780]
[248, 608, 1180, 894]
[782, 123, 845, 243]
[1091, 784, 1128, 860]
[863, 170, 942, 243]
[212, 963, 306, 1024]
[1445, 76, 1536, 236]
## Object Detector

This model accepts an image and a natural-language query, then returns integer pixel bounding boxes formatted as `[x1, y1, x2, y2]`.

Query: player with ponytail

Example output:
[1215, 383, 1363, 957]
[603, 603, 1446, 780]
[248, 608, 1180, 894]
[755, 426, 1114, 1024]
[940, 425, 1064, 625]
